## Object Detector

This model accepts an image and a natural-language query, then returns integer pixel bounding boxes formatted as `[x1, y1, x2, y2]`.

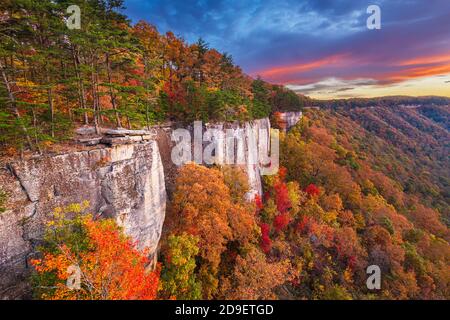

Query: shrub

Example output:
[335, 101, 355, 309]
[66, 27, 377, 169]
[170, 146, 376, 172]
[31, 203, 160, 300]
[0, 188, 7, 213]
[160, 233, 202, 300]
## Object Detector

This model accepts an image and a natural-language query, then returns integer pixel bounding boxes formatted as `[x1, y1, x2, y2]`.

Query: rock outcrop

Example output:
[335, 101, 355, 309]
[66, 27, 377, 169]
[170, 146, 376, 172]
[0, 141, 166, 299]
[278, 112, 303, 131]
[201, 118, 271, 199]
[153, 118, 271, 199]
[0, 115, 302, 299]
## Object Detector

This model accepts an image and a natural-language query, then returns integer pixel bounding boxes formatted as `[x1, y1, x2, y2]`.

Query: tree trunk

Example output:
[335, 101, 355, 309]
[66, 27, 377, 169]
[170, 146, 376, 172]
[143, 55, 151, 130]
[46, 63, 54, 138]
[126, 116, 131, 129]
[0, 60, 34, 150]
[145, 103, 150, 130]
[31, 107, 43, 154]
[90, 53, 99, 134]
[47, 87, 54, 138]
[106, 53, 121, 127]
[72, 47, 88, 124]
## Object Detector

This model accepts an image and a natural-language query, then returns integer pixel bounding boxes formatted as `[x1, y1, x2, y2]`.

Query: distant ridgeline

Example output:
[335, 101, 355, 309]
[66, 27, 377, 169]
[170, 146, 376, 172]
[313, 96, 450, 109]
[0, 0, 304, 155]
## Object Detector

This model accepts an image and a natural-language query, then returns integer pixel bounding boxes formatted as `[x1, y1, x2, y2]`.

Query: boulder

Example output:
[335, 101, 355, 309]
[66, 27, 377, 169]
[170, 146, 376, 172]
[102, 128, 153, 137]
[75, 126, 97, 136]
[77, 137, 102, 146]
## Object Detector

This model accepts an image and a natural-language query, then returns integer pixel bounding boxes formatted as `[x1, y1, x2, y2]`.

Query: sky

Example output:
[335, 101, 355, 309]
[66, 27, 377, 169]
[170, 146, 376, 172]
[123, 0, 450, 99]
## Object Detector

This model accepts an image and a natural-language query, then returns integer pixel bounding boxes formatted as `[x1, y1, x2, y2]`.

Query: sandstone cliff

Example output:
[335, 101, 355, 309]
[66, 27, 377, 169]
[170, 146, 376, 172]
[0, 142, 166, 299]
[0, 114, 300, 299]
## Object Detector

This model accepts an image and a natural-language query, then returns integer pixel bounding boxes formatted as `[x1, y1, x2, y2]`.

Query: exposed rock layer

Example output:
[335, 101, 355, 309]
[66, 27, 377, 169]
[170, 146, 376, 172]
[0, 142, 166, 299]
[278, 111, 303, 131]
[0, 115, 302, 299]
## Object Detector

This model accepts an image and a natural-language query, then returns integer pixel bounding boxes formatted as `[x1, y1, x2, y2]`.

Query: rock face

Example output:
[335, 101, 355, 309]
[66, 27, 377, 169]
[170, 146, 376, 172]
[202, 118, 271, 199]
[154, 118, 271, 199]
[278, 112, 302, 131]
[0, 116, 301, 299]
[0, 141, 166, 299]
[242, 118, 271, 199]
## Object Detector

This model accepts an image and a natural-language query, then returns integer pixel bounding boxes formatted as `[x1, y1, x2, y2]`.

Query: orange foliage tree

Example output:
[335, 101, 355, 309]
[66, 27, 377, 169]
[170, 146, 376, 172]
[167, 164, 260, 298]
[31, 204, 159, 300]
[219, 245, 292, 300]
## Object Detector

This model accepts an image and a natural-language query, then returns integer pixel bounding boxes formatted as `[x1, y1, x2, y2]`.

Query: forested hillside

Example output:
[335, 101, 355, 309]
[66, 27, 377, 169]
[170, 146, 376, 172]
[150, 105, 449, 300]
[0, 0, 303, 155]
[315, 96, 450, 109]
[332, 106, 449, 221]
[267, 106, 450, 299]
[1, 0, 449, 301]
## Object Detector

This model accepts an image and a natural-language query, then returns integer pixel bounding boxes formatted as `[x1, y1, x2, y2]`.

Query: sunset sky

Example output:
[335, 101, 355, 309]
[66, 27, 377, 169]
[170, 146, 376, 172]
[123, 0, 450, 99]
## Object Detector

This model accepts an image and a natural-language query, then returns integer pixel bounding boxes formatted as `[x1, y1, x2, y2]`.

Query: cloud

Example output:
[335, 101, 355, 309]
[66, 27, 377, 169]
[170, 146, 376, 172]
[123, 0, 450, 97]
[287, 74, 450, 99]
[255, 54, 349, 78]
[399, 54, 450, 67]
[286, 77, 377, 95]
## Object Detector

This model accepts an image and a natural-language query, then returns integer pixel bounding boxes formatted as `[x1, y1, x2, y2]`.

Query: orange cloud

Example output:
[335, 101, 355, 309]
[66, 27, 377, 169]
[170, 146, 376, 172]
[379, 52, 450, 83]
[383, 64, 450, 83]
[254, 54, 348, 78]
[255, 51, 450, 91]
[399, 53, 450, 66]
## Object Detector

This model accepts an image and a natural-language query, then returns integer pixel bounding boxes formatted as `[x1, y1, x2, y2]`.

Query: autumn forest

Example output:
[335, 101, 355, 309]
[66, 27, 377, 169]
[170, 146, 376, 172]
[0, 0, 449, 301]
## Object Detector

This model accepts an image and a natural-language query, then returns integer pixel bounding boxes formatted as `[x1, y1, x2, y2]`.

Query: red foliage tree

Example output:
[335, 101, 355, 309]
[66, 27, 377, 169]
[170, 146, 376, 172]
[260, 223, 272, 254]
[31, 215, 160, 300]
[254, 194, 264, 212]
[162, 82, 187, 106]
[305, 183, 320, 197]
[274, 182, 291, 214]
[278, 166, 288, 180]
[273, 213, 291, 232]
[296, 215, 311, 233]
